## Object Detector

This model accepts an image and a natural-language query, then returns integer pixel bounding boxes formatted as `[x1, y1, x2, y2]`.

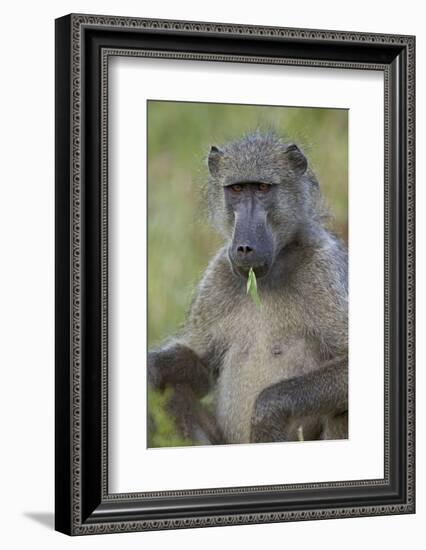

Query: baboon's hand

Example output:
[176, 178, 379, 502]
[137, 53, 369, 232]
[147, 344, 211, 398]
[250, 361, 348, 443]
[250, 383, 295, 443]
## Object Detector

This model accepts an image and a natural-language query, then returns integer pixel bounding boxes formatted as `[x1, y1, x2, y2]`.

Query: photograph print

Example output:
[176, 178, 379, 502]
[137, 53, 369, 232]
[147, 100, 348, 448]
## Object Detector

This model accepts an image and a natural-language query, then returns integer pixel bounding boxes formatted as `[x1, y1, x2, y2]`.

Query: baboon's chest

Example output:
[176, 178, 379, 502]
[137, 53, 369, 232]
[215, 302, 319, 444]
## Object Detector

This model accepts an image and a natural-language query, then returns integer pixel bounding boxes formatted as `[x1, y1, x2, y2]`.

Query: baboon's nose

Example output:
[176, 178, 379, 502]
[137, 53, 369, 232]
[237, 244, 254, 256]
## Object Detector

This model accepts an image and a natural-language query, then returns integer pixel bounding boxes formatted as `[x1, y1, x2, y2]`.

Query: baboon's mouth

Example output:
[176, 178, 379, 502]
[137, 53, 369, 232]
[230, 261, 270, 280]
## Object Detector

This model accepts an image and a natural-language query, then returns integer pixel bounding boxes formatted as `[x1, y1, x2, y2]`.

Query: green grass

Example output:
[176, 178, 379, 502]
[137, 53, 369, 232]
[247, 267, 262, 311]
[147, 100, 348, 447]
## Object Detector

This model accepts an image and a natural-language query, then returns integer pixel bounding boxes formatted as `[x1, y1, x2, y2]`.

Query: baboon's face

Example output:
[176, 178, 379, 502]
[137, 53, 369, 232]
[207, 137, 310, 280]
[224, 182, 277, 279]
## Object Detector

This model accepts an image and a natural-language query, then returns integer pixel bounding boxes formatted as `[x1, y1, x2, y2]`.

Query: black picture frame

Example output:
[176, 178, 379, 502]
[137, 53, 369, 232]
[55, 13, 415, 536]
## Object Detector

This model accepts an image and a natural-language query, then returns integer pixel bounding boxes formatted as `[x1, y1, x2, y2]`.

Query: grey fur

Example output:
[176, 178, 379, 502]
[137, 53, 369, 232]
[148, 131, 348, 445]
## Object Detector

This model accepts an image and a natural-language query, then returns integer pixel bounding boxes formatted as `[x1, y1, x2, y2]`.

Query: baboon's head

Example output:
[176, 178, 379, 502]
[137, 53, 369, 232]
[206, 131, 319, 280]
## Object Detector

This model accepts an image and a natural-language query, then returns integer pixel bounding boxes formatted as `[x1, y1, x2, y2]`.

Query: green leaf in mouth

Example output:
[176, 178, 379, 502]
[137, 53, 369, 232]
[246, 267, 262, 310]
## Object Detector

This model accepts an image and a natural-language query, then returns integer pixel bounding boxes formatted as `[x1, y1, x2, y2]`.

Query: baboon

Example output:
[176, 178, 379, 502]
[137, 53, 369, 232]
[148, 131, 348, 445]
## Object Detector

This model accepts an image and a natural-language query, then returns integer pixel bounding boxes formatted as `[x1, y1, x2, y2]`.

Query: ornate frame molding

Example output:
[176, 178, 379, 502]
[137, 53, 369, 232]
[55, 14, 415, 535]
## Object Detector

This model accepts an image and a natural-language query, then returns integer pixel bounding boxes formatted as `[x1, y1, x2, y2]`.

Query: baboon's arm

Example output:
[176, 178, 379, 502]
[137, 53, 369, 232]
[250, 357, 348, 443]
[147, 249, 230, 443]
[148, 343, 225, 444]
[148, 340, 228, 444]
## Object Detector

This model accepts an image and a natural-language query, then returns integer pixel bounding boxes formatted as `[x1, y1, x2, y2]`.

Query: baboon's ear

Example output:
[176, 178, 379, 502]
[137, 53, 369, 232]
[208, 145, 224, 176]
[285, 144, 308, 176]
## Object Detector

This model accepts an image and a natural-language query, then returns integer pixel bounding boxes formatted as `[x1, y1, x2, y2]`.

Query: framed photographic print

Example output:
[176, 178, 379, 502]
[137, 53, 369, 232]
[55, 14, 415, 535]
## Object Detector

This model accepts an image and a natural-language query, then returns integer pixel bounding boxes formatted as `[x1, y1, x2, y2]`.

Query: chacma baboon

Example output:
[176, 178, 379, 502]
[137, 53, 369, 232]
[148, 131, 348, 445]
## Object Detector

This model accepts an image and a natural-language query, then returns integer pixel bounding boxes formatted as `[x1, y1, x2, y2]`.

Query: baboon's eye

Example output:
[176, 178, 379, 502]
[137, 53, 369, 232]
[258, 183, 270, 192]
[231, 184, 243, 192]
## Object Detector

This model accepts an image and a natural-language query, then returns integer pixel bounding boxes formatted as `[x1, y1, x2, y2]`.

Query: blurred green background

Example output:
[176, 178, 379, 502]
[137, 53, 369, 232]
[147, 100, 348, 447]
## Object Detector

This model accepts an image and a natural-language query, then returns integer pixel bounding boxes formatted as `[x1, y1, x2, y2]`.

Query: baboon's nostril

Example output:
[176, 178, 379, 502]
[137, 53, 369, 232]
[237, 245, 253, 255]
